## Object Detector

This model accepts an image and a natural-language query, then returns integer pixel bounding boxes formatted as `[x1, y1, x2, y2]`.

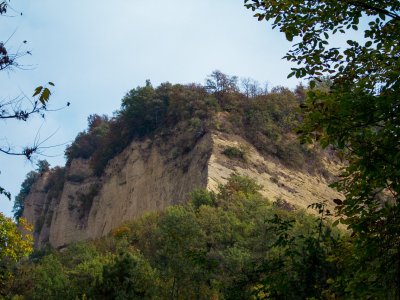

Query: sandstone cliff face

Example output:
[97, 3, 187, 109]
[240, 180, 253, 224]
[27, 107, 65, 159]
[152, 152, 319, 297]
[23, 131, 212, 248]
[23, 130, 341, 249]
[208, 132, 342, 211]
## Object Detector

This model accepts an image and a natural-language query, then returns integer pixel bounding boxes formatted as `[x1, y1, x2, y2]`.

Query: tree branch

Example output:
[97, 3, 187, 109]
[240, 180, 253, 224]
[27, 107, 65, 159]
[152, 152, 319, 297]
[349, 1, 400, 21]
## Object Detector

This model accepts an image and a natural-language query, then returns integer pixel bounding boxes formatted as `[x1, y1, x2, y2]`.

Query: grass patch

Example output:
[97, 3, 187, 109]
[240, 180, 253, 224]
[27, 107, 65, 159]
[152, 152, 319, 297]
[222, 145, 247, 161]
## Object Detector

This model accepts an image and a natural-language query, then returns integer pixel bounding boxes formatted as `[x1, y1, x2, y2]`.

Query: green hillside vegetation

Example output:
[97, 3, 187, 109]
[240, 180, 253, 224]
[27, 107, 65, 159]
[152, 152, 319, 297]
[4, 175, 399, 299]
[4, 174, 352, 299]
[64, 74, 322, 176]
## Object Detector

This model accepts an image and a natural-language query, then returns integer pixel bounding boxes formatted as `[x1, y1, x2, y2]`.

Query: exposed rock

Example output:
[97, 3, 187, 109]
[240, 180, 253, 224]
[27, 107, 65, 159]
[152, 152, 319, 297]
[208, 132, 342, 212]
[23, 132, 212, 248]
[22, 130, 342, 249]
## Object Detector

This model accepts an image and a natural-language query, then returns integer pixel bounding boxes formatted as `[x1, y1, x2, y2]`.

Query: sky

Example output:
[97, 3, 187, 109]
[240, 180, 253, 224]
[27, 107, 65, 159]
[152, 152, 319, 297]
[0, 0, 303, 217]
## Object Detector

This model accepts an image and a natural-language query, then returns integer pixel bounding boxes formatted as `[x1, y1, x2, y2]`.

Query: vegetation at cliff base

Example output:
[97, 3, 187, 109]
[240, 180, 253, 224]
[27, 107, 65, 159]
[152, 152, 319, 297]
[2, 175, 352, 299]
[4, 175, 398, 299]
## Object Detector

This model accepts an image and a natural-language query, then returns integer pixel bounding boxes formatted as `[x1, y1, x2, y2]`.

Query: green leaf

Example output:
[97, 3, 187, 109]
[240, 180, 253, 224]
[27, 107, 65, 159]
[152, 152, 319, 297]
[48, 82, 55, 86]
[287, 71, 295, 79]
[309, 80, 316, 89]
[285, 32, 293, 41]
[0, 186, 11, 200]
[32, 86, 43, 97]
[39, 88, 51, 105]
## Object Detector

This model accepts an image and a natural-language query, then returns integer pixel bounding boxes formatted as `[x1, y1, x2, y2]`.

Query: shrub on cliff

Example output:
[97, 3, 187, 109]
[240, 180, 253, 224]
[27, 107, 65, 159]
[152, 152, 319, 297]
[13, 160, 51, 221]
[65, 114, 110, 164]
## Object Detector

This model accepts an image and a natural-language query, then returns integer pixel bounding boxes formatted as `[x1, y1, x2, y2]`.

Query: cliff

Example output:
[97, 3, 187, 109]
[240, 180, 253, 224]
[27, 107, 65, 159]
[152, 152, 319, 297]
[22, 128, 341, 249]
[20, 80, 345, 249]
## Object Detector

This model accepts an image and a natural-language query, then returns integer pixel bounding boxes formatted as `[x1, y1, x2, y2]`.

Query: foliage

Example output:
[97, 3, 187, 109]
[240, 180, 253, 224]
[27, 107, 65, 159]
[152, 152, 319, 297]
[36, 159, 50, 174]
[29, 254, 70, 300]
[222, 145, 247, 161]
[205, 70, 239, 95]
[13, 171, 38, 220]
[65, 114, 110, 164]
[223, 85, 322, 171]
[0, 215, 33, 262]
[44, 166, 66, 200]
[244, 0, 399, 89]
[64, 74, 324, 177]
[0, 213, 33, 295]
[13, 160, 50, 221]
[190, 189, 217, 209]
[94, 250, 157, 300]
[4, 175, 346, 299]
[66, 82, 215, 175]
[245, 0, 400, 297]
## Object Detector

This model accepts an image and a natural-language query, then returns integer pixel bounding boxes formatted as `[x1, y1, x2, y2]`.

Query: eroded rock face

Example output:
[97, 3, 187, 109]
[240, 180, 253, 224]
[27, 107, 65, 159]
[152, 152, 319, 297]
[208, 132, 342, 212]
[23, 132, 212, 248]
[22, 130, 342, 249]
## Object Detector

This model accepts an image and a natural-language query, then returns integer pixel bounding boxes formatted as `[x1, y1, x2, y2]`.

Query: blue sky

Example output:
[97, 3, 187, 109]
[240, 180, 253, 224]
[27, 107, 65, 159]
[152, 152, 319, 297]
[0, 0, 303, 217]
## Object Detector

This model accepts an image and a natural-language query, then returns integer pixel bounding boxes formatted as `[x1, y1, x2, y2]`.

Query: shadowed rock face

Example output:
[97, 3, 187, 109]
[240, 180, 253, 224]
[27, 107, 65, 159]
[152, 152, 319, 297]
[22, 129, 342, 249]
[23, 132, 213, 248]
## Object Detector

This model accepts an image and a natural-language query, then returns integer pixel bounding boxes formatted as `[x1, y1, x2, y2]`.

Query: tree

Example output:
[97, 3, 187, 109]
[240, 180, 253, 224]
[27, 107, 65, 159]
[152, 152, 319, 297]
[240, 77, 261, 98]
[13, 160, 49, 221]
[29, 254, 70, 300]
[0, 213, 33, 295]
[95, 251, 157, 300]
[12, 171, 38, 220]
[205, 70, 239, 95]
[244, 0, 400, 297]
